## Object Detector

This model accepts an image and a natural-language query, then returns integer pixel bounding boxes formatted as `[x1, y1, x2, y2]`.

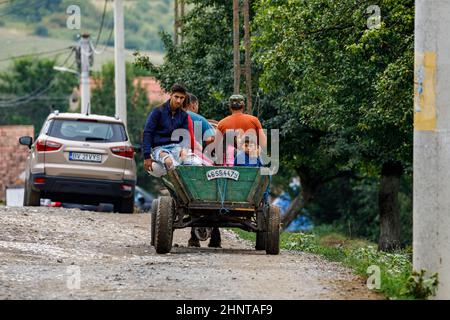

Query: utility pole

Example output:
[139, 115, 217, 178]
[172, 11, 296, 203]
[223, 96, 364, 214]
[114, 0, 127, 126]
[414, 0, 450, 299]
[243, 0, 252, 114]
[80, 34, 92, 115]
[233, 0, 241, 94]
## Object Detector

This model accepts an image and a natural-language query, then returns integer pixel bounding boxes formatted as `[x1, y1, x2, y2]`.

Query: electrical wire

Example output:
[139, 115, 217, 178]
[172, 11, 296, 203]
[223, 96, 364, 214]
[94, 0, 109, 49]
[92, 1, 114, 55]
[92, 21, 114, 55]
[57, 47, 75, 68]
[0, 47, 71, 63]
[0, 79, 57, 107]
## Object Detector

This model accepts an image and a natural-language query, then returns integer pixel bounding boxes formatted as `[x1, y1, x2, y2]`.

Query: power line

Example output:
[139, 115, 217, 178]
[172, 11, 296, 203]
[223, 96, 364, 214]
[0, 47, 71, 63]
[0, 79, 57, 108]
[92, 20, 114, 55]
[94, 0, 109, 49]
[0, 79, 53, 104]
[57, 47, 75, 68]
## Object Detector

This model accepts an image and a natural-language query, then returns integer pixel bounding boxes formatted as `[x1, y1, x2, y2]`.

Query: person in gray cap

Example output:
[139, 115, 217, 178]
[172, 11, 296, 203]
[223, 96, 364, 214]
[215, 94, 267, 157]
[205, 94, 267, 248]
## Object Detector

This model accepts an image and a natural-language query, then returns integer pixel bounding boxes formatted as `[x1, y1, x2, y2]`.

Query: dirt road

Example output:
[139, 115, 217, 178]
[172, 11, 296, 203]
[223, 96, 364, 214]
[0, 206, 380, 300]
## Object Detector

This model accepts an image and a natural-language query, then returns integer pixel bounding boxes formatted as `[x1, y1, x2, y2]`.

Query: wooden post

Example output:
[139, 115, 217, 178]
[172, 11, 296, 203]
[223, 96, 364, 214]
[174, 0, 179, 45]
[180, 0, 185, 44]
[243, 0, 252, 114]
[233, 0, 241, 94]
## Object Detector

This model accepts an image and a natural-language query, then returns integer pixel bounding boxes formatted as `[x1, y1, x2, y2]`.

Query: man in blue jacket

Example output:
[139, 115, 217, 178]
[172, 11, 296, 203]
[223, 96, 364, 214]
[143, 84, 189, 173]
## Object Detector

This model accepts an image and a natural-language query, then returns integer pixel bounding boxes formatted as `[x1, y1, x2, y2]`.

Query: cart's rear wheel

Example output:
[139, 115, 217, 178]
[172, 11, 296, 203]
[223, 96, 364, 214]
[255, 208, 266, 250]
[155, 196, 174, 254]
[266, 205, 280, 255]
[150, 199, 159, 247]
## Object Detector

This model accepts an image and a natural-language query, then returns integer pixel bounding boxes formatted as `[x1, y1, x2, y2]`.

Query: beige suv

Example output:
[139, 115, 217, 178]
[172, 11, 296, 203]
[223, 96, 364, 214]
[19, 112, 137, 213]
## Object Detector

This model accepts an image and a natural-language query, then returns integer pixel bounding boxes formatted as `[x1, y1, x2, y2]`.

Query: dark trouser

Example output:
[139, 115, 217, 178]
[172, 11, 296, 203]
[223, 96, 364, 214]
[190, 227, 221, 245]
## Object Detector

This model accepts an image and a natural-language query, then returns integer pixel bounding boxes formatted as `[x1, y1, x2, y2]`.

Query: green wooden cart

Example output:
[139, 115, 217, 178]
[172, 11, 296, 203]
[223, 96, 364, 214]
[150, 165, 280, 255]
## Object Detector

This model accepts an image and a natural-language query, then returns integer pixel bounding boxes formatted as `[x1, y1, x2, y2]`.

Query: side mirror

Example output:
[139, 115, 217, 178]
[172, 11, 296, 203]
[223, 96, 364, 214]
[19, 136, 33, 149]
[133, 144, 142, 154]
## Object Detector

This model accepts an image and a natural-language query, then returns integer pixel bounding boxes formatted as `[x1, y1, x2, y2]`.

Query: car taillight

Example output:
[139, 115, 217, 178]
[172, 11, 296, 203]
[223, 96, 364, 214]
[111, 146, 134, 159]
[34, 177, 46, 184]
[121, 184, 133, 191]
[36, 139, 62, 152]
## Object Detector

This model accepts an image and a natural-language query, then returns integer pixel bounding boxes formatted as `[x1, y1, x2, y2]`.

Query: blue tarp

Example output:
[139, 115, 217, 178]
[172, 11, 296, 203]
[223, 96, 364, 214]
[272, 192, 313, 232]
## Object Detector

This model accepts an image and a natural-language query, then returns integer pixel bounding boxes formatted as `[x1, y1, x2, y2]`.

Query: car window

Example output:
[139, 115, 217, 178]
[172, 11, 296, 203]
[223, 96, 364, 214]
[40, 119, 53, 136]
[48, 119, 128, 142]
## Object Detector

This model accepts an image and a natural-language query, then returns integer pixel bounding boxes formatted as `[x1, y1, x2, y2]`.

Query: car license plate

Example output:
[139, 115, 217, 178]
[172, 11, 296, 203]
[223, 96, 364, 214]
[69, 152, 102, 163]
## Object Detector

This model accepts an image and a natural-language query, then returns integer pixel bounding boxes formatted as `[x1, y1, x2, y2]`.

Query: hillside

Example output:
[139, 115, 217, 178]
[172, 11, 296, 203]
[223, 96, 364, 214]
[0, 0, 174, 52]
[0, 27, 164, 71]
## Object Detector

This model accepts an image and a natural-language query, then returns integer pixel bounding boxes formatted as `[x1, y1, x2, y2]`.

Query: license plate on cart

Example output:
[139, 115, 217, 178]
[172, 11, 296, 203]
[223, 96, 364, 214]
[69, 152, 102, 163]
[206, 169, 240, 181]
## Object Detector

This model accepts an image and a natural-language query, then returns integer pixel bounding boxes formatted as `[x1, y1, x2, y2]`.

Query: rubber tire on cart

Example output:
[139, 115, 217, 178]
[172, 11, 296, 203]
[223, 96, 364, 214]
[150, 199, 159, 247]
[23, 178, 40, 206]
[115, 197, 134, 214]
[255, 208, 266, 250]
[155, 196, 175, 254]
[266, 205, 280, 255]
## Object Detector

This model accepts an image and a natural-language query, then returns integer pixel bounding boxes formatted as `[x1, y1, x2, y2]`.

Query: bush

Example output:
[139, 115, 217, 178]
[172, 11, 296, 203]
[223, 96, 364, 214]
[34, 25, 49, 37]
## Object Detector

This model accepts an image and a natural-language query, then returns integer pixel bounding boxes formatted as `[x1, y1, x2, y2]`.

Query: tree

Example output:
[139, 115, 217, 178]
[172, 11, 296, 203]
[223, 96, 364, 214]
[134, 0, 239, 121]
[0, 57, 78, 133]
[253, 0, 413, 251]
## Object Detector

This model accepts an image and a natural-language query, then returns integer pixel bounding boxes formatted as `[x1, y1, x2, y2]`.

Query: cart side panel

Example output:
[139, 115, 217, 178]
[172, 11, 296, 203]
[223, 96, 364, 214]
[176, 166, 261, 203]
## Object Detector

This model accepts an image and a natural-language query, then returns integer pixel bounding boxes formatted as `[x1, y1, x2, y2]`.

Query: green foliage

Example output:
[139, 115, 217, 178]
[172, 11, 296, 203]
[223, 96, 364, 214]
[134, 0, 237, 121]
[307, 174, 412, 246]
[252, 0, 413, 245]
[234, 228, 415, 299]
[34, 25, 49, 37]
[0, 57, 78, 134]
[253, 0, 413, 170]
[403, 270, 438, 300]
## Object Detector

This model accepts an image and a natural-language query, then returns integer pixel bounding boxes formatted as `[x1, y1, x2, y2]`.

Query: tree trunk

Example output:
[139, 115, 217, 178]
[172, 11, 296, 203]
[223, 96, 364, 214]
[233, 0, 241, 94]
[281, 167, 317, 229]
[378, 161, 403, 252]
[243, 0, 252, 114]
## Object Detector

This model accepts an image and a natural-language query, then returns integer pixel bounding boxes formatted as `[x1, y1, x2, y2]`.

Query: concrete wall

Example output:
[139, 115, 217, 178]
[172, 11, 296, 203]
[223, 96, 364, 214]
[0, 125, 34, 202]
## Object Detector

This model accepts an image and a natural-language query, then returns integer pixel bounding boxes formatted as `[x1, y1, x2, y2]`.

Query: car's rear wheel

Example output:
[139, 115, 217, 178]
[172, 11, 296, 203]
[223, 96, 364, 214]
[155, 196, 174, 254]
[23, 179, 40, 206]
[115, 197, 134, 214]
